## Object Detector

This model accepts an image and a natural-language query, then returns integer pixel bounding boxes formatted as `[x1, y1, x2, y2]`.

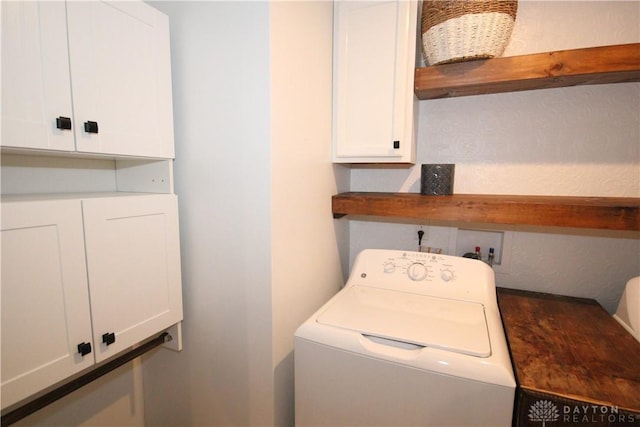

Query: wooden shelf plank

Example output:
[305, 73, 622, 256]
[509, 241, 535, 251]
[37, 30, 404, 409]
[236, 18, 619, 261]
[332, 192, 640, 231]
[414, 43, 640, 99]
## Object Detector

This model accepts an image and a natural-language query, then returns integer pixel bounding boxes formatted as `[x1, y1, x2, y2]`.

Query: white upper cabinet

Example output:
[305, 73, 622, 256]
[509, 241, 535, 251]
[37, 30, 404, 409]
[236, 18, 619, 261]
[332, 0, 418, 163]
[1, 1, 175, 159]
[1, 199, 94, 409]
[67, 1, 174, 158]
[1, 1, 75, 151]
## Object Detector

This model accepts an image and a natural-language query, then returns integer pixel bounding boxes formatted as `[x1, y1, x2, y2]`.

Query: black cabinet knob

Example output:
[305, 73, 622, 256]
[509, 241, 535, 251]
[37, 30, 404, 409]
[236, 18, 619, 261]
[102, 332, 116, 346]
[77, 342, 92, 356]
[84, 121, 99, 134]
[56, 116, 72, 130]
[393, 140, 400, 149]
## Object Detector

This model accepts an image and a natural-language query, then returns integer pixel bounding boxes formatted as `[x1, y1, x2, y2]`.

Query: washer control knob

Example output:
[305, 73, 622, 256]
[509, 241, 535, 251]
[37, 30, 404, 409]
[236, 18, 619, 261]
[383, 262, 396, 273]
[407, 262, 428, 281]
[441, 269, 454, 282]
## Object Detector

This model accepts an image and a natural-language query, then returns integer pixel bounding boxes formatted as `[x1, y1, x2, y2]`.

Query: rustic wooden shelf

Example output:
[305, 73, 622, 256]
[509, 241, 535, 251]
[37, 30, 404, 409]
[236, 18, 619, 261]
[414, 43, 640, 99]
[332, 192, 640, 231]
[346, 44, 640, 230]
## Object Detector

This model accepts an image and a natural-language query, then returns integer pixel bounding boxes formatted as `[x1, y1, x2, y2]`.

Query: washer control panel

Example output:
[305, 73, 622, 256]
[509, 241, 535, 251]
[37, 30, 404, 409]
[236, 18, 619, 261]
[376, 251, 458, 284]
[348, 249, 496, 308]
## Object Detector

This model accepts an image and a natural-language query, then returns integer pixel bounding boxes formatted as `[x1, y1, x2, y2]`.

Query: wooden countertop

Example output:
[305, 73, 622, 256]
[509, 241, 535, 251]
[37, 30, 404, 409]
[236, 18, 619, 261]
[497, 288, 640, 414]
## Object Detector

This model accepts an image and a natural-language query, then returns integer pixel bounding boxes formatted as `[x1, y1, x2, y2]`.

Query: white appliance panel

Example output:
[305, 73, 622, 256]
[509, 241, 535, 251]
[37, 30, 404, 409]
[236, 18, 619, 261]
[317, 285, 491, 357]
[295, 338, 514, 427]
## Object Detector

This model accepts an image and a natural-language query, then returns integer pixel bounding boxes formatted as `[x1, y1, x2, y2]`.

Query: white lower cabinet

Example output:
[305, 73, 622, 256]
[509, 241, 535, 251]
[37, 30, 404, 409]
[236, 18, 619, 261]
[0, 194, 183, 409]
[1, 199, 94, 409]
[82, 195, 183, 363]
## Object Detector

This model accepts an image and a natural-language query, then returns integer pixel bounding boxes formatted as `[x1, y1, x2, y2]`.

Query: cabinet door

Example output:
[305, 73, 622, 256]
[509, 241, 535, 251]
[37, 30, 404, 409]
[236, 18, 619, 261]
[332, 1, 417, 163]
[1, 200, 94, 410]
[67, 1, 175, 159]
[1, 1, 75, 152]
[81, 195, 182, 363]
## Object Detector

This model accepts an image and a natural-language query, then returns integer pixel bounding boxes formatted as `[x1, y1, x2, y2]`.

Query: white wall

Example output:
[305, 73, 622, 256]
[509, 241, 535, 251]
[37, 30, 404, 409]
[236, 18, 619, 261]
[269, 2, 346, 426]
[142, 2, 343, 426]
[141, 2, 271, 425]
[14, 361, 145, 426]
[350, 1, 640, 312]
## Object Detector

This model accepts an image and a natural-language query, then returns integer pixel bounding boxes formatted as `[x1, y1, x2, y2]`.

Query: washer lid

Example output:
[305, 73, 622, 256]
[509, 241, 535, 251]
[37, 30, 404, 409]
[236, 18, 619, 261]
[317, 285, 491, 357]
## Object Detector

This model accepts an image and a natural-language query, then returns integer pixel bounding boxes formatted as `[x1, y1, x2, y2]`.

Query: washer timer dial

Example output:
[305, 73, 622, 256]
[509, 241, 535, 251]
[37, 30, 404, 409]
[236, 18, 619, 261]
[407, 262, 428, 281]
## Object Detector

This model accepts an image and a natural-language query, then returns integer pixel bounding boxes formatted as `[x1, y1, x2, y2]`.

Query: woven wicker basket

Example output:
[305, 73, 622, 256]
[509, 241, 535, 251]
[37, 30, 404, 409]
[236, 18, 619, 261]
[421, 0, 518, 65]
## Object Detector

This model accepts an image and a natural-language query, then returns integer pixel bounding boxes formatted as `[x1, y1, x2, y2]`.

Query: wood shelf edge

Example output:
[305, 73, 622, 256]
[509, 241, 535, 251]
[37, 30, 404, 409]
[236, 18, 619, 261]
[415, 43, 640, 100]
[332, 192, 640, 231]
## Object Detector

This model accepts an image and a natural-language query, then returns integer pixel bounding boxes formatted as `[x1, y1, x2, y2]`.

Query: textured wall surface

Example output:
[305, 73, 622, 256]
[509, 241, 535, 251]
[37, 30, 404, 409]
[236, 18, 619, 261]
[349, 1, 640, 313]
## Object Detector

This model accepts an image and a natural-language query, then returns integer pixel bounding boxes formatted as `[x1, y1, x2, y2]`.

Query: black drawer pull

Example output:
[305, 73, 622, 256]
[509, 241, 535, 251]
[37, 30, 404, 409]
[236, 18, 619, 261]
[56, 116, 72, 130]
[84, 121, 99, 134]
[77, 342, 92, 356]
[102, 332, 115, 346]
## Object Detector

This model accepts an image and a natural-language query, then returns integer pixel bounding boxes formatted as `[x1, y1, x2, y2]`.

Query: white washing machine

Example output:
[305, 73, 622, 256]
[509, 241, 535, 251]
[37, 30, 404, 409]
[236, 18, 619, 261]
[295, 249, 515, 426]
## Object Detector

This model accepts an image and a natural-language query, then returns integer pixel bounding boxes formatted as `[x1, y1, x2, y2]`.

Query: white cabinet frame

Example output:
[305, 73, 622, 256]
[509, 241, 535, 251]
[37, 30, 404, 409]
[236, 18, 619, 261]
[332, 0, 418, 163]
